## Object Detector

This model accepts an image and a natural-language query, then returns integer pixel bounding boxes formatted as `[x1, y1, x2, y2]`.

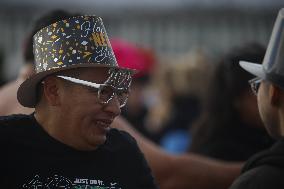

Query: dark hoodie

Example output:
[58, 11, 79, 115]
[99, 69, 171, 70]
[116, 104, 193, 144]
[229, 138, 284, 189]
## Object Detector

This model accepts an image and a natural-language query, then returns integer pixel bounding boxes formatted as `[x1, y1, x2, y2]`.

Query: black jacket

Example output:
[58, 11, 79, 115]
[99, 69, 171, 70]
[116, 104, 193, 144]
[229, 138, 284, 189]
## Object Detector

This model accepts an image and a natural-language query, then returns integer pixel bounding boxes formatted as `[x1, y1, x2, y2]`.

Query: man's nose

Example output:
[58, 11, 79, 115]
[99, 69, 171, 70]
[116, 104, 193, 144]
[103, 95, 121, 116]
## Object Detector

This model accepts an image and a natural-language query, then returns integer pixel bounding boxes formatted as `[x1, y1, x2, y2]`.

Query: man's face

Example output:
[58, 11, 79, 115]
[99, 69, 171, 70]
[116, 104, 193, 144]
[56, 67, 123, 150]
[257, 81, 281, 138]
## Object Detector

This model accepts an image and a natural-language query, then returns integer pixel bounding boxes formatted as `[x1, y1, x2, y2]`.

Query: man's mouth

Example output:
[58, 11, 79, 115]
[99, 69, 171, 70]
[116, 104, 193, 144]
[95, 119, 113, 129]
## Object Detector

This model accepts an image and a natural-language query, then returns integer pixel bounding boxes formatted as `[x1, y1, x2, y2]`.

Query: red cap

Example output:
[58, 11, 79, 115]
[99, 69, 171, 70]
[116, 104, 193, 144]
[111, 38, 156, 78]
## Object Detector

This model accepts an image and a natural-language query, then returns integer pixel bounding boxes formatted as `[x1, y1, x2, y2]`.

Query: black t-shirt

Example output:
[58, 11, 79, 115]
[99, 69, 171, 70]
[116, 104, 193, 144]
[0, 114, 158, 189]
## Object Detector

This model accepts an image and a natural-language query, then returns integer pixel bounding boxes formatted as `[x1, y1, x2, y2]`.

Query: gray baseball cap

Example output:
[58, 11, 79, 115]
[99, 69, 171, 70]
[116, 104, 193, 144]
[240, 8, 284, 89]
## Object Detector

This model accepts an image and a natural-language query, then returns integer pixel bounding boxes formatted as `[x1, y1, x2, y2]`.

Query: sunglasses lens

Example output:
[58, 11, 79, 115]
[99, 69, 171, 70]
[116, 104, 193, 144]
[99, 86, 129, 107]
[255, 83, 260, 93]
[249, 78, 262, 95]
[99, 85, 115, 103]
[116, 90, 129, 107]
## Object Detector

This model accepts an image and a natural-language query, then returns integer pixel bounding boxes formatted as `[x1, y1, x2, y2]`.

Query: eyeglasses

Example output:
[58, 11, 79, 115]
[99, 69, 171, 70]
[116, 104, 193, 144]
[248, 77, 262, 95]
[56, 75, 129, 108]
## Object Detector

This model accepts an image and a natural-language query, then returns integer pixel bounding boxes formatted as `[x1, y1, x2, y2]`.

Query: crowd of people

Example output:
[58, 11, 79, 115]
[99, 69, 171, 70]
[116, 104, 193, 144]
[0, 7, 284, 189]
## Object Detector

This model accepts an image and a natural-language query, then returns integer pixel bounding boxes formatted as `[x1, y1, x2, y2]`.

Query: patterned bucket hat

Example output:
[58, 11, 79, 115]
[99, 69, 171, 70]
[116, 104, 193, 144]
[17, 15, 135, 107]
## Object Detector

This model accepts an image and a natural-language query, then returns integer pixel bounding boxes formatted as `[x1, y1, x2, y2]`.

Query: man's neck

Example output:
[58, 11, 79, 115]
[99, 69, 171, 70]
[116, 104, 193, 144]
[34, 109, 62, 140]
[34, 108, 98, 151]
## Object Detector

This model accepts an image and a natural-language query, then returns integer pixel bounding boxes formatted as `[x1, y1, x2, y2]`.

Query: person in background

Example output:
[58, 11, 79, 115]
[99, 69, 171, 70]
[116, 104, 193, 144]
[230, 8, 284, 189]
[146, 51, 213, 153]
[190, 42, 274, 161]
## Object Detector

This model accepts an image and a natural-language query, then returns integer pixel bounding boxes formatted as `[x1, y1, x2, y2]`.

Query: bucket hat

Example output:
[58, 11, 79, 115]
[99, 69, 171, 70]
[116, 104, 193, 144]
[17, 15, 135, 107]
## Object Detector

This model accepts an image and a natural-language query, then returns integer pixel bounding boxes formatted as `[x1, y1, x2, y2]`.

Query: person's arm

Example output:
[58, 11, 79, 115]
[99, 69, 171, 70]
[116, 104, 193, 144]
[0, 64, 34, 116]
[112, 116, 243, 189]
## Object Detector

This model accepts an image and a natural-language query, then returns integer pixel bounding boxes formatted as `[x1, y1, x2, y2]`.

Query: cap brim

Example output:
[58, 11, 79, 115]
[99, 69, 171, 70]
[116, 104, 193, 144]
[239, 61, 265, 79]
[17, 64, 136, 108]
[17, 71, 51, 108]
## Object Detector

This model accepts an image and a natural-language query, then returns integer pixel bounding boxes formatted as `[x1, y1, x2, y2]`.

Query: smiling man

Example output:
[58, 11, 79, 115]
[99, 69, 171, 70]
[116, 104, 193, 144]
[0, 15, 157, 189]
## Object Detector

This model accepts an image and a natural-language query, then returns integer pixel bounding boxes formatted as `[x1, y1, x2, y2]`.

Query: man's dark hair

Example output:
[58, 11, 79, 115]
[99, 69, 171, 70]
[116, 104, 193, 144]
[190, 42, 272, 161]
[23, 10, 75, 63]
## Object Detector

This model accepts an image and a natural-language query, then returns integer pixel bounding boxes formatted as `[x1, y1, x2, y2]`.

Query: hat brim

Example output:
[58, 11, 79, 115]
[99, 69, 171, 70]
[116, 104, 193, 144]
[239, 61, 265, 79]
[17, 64, 136, 108]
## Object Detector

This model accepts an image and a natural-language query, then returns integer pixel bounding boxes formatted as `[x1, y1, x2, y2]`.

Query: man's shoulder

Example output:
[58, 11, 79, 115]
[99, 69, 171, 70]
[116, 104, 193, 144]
[107, 128, 137, 145]
[0, 114, 34, 149]
[104, 128, 138, 152]
[230, 165, 284, 189]
[0, 114, 32, 133]
[0, 114, 31, 125]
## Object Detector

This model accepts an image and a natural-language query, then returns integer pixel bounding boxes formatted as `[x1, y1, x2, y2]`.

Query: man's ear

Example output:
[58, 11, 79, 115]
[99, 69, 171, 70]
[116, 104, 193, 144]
[42, 76, 60, 106]
[269, 84, 281, 107]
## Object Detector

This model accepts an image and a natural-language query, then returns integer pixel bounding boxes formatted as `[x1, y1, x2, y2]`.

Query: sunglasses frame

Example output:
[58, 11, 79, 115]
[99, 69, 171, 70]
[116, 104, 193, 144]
[56, 75, 129, 108]
[248, 77, 262, 95]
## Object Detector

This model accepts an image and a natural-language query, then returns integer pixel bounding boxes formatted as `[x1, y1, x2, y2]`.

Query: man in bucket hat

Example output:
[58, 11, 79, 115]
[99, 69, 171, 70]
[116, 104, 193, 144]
[0, 14, 157, 189]
[229, 8, 284, 189]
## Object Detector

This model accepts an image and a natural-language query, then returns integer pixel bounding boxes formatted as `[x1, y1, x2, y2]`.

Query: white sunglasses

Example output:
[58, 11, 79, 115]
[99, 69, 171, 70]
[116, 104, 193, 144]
[56, 75, 129, 108]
